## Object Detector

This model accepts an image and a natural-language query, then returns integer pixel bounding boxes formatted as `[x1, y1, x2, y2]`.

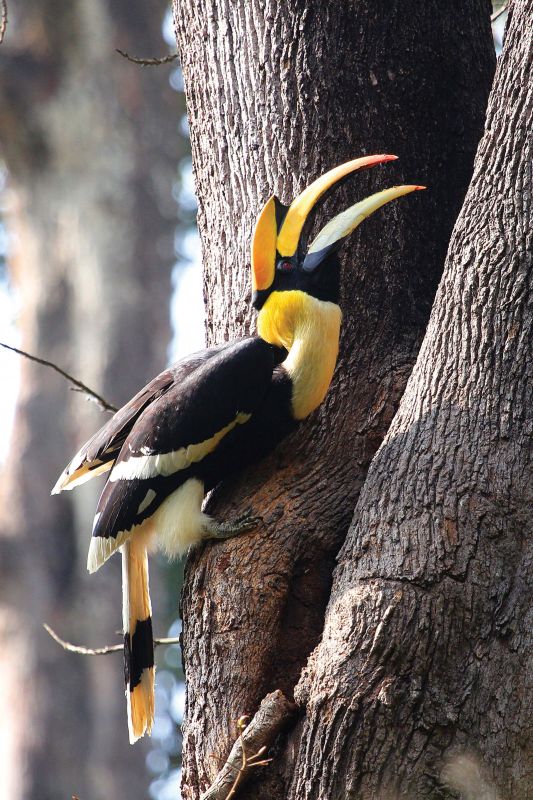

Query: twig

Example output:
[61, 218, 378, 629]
[116, 49, 179, 67]
[491, 3, 508, 21]
[201, 691, 297, 800]
[0, 0, 7, 44]
[43, 623, 180, 655]
[0, 341, 117, 413]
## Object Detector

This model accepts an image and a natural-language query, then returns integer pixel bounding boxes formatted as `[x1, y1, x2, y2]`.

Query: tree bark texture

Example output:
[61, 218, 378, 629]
[291, 3, 532, 798]
[0, 3, 181, 798]
[173, 2, 496, 797]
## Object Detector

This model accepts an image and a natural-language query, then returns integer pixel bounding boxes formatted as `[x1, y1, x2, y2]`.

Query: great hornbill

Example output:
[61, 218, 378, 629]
[53, 155, 423, 742]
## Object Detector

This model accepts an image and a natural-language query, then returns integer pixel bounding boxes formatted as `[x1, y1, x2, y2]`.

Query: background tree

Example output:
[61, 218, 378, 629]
[0, 2, 183, 798]
[172, 0, 509, 798]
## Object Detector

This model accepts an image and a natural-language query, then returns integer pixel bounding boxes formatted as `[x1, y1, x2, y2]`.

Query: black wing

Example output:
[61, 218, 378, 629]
[52, 344, 229, 493]
[88, 337, 283, 570]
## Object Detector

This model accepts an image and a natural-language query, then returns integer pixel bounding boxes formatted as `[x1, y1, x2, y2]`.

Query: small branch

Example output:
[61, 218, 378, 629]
[0, 341, 117, 413]
[44, 624, 122, 654]
[43, 624, 180, 655]
[116, 48, 179, 67]
[0, 0, 7, 44]
[153, 637, 182, 647]
[491, 3, 508, 21]
[201, 691, 297, 800]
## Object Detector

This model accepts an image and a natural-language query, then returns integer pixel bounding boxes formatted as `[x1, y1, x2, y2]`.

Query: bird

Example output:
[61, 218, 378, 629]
[52, 155, 423, 743]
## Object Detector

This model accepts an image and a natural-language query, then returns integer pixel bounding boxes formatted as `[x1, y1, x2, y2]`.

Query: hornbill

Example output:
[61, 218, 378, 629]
[52, 155, 423, 742]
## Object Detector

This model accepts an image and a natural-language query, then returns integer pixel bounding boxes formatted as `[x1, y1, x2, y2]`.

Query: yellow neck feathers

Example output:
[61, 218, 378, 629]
[257, 290, 342, 420]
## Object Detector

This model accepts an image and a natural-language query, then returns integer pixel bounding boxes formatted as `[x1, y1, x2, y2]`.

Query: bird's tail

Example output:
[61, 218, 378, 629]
[122, 537, 155, 744]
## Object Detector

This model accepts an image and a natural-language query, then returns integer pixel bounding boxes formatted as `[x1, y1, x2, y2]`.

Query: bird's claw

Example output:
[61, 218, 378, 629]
[203, 510, 262, 541]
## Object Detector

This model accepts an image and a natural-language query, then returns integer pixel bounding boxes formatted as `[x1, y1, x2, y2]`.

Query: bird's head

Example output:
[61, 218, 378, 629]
[251, 155, 424, 310]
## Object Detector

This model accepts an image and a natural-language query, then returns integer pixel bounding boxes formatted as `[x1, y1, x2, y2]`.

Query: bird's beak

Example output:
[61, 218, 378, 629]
[276, 154, 399, 258]
[251, 155, 398, 295]
[302, 184, 426, 272]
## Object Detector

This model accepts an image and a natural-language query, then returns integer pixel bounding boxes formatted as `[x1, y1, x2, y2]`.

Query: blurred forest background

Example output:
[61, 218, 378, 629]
[0, 3, 508, 800]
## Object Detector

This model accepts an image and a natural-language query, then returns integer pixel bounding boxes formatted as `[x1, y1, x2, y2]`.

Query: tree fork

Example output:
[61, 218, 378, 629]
[173, 1, 495, 797]
[291, 2, 532, 797]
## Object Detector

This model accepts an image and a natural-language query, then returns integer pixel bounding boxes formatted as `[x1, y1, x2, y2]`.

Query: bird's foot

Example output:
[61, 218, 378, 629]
[203, 511, 262, 542]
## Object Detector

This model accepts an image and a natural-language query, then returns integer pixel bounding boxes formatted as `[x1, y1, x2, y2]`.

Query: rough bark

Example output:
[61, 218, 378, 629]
[172, 1, 495, 797]
[0, 3, 181, 798]
[291, 3, 533, 797]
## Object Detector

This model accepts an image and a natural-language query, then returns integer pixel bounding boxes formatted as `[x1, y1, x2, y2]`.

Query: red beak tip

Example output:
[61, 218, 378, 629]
[415, 185, 427, 191]
[365, 154, 398, 165]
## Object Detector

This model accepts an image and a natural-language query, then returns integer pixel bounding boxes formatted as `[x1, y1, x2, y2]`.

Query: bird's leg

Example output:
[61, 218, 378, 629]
[202, 511, 262, 541]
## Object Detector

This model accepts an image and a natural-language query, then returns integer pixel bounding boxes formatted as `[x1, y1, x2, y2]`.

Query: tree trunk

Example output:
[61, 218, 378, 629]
[172, 1, 495, 797]
[291, 2, 532, 797]
[0, 3, 181, 798]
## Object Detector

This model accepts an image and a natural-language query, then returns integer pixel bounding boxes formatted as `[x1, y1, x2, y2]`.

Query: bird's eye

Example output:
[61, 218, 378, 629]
[277, 260, 294, 272]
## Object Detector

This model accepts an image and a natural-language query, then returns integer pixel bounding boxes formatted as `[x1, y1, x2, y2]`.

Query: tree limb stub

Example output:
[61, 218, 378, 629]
[200, 691, 297, 800]
[491, 4, 508, 22]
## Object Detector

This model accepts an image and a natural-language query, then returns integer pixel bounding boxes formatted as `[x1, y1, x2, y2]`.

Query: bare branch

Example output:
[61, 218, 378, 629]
[491, 3, 508, 21]
[201, 691, 297, 800]
[0, 341, 117, 413]
[44, 624, 122, 655]
[115, 48, 179, 67]
[152, 637, 182, 647]
[0, 0, 7, 45]
[43, 624, 180, 655]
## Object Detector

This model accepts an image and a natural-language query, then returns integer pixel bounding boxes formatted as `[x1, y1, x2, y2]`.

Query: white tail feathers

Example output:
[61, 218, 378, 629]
[122, 538, 155, 744]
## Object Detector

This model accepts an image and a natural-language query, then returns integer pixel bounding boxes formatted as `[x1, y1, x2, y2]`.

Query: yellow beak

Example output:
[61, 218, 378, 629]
[251, 154, 400, 293]
[306, 184, 426, 259]
[276, 154, 399, 257]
